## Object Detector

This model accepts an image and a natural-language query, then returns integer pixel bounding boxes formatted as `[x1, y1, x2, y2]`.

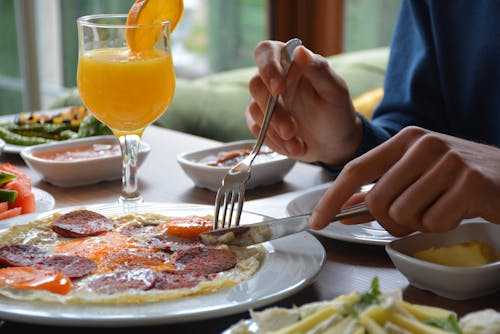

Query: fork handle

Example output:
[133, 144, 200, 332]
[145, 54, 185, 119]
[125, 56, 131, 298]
[251, 95, 278, 158]
[248, 38, 303, 163]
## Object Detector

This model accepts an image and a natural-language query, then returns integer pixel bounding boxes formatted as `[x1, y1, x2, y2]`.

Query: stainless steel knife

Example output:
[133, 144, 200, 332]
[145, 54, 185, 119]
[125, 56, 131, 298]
[199, 202, 369, 247]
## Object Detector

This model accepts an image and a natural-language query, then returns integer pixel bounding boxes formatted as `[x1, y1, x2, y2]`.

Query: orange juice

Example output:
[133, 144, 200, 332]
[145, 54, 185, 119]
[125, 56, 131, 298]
[77, 48, 175, 136]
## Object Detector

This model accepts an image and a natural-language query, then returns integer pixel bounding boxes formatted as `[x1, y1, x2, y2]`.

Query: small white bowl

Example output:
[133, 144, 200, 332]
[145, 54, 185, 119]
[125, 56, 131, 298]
[20, 136, 151, 187]
[177, 139, 296, 192]
[386, 220, 500, 300]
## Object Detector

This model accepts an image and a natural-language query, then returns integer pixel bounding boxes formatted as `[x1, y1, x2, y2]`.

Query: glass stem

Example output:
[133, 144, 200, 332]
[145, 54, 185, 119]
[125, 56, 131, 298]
[118, 134, 143, 205]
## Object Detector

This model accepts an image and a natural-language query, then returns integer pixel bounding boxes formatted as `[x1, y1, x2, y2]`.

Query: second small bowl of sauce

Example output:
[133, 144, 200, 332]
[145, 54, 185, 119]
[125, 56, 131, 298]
[21, 136, 151, 187]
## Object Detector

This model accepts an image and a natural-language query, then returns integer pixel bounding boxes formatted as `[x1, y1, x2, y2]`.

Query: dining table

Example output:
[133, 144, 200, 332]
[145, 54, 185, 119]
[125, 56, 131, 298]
[0, 124, 498, 333]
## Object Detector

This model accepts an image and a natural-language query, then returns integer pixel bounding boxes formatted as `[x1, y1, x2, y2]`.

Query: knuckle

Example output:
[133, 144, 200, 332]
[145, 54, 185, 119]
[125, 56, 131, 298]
[341, 159, 364, 180]
[462, 166, 487, 188]
[441, 150, 466, 169]
[416, 133, 447, 151]
[387, 203, 405, 223]
[398, 125, 428, 141]
[254, 40, 273, 55]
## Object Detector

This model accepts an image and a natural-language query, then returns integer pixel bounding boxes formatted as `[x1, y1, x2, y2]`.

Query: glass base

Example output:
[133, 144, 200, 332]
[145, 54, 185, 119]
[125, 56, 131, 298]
[118, 195, 144, 212]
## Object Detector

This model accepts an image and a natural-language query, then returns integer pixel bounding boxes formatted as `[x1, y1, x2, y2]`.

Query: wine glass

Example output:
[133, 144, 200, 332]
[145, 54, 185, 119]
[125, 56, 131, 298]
[76, 14, 175, 207]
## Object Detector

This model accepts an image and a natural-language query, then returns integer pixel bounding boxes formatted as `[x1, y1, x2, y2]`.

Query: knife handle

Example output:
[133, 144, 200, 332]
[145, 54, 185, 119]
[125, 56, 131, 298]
[331, 202, 370, 222]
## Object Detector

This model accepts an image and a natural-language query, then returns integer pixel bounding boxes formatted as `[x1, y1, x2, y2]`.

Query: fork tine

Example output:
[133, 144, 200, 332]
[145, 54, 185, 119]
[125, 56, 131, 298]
[226, 188, 239, 228]
[234, 185, 245, 226]
[220, 191, 231, 229]
[213, 188, 225, 229]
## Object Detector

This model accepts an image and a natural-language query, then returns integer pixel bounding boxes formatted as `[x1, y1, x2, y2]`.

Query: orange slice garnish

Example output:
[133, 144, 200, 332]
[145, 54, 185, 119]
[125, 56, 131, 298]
[126, 0, 184, 53]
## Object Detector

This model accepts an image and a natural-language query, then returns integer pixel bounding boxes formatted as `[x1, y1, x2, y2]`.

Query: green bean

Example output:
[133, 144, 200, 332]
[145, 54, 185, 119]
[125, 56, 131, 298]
[59, 129, 79, 140]
[4, 123, 79, 134]
[9, 130, 60, 140]
[0, 127, 56, 146]
[78, 115, 112, 137]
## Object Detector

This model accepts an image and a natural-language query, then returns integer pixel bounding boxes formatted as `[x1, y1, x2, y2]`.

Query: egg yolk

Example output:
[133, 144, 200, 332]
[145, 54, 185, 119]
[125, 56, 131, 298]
[0, 266, 71, 295]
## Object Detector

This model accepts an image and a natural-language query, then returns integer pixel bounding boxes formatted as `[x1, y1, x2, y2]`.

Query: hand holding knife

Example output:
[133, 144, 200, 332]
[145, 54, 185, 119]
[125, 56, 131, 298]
[199, 202, 369, 247]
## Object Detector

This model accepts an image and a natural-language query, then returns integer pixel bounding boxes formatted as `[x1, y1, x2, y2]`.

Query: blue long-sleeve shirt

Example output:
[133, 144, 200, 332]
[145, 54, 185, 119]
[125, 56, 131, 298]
[355, 0, 500, 158]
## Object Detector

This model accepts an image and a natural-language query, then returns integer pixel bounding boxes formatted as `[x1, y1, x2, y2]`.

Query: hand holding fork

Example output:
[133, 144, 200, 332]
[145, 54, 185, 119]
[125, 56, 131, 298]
[213, 38, 303, 229]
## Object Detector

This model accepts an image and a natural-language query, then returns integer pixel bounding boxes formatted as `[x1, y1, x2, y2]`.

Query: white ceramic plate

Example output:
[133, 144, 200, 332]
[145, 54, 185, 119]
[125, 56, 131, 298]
[177, 140, 296, 192]
[386, 220, 500, 300]
[0, 202, 325, 327]
[286, 183, 395, 246]
[0, 138, 5, 155]
[32, 187, 56, 213]
[20, 136, 150, 187]
[0, 187, 55, 228]
[0, 108, 72, 154]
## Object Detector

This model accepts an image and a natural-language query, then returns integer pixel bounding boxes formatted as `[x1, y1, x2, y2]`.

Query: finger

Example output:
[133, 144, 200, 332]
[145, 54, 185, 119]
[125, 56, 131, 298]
[247, 102, 287, 150]
[330, 127, 427, 208]
[254, 40, 287, 96]
[414, 155, 471, 232]
[291, 47, 345, 103]
[309, 127, 425, 231]
[340, 213, 374, 225]
[336, 188, 413, 235]
[249, 77, 298, 140]
[422, 181, 468, 233]
[369, 133, 450, 230]
[338, 192, 374, 224]
[248, 75, 271, 112]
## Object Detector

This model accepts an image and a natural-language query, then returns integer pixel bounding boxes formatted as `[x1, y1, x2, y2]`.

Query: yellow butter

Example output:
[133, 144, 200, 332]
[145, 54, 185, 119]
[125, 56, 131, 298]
[413, 240, 499, 267]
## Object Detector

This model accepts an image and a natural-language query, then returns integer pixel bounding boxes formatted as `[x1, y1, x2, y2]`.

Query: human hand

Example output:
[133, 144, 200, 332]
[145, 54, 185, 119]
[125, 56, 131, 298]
[309, 126, 500, 236]
[246, 40, 363, 166]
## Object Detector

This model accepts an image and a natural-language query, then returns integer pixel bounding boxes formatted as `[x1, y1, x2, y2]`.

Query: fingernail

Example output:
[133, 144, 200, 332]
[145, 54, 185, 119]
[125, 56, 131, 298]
[283, 140, 295, 155]
[309, 213, 320, 230]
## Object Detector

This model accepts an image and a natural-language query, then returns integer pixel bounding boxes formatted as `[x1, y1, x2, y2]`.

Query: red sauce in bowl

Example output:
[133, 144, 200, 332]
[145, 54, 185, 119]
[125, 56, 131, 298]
[34, 144, 121, 161]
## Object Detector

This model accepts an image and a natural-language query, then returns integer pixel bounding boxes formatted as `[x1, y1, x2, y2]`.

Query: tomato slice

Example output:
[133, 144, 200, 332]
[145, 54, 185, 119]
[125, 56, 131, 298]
[0, 163, 31, 187]
[0, 266, 71, 295]
[159, 216, 213, 239]
[0, 207, 22, 220]
[0, 201, 8, 213]
[17, 192, 36, 214]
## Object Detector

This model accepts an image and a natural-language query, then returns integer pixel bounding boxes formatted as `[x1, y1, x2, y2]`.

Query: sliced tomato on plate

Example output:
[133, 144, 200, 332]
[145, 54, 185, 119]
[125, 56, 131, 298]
[0, 207, 22, 220]
[0, 162, 31, 187]
[159, 216, 213, 239]
[0, 163, 37, 217]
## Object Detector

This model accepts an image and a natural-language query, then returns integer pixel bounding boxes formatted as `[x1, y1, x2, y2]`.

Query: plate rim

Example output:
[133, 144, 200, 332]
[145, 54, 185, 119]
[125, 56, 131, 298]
[32, 187, 56, 213]
[286, 183, 395, 246]
[0, 202, 325, 327]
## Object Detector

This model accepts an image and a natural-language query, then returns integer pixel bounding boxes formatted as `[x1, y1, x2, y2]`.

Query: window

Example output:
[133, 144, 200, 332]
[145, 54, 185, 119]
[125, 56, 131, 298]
[343, 0, 400, 52]
[0, 0, 398, 115]
[0, 0, 267, 114]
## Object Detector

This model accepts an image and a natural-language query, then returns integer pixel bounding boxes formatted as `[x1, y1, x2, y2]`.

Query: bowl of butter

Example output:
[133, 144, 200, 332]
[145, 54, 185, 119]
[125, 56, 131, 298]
[385, 219, 500, 300]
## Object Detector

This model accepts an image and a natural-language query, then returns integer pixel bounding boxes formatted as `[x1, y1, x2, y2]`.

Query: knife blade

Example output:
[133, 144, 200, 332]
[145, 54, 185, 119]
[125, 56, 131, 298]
[199, 202, 369, 247]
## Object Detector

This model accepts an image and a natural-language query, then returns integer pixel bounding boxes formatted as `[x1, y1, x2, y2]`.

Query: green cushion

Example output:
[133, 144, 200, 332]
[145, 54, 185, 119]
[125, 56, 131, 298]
[50, 47, 389, 142]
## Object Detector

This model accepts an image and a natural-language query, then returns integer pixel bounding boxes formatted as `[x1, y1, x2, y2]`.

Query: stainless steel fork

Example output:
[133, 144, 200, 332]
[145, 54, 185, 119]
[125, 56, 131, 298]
[213, 38, 303, 229]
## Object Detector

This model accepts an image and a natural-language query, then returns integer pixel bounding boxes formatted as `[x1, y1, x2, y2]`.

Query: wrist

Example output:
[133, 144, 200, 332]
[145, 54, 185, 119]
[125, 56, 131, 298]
[319, 114, 364, 167]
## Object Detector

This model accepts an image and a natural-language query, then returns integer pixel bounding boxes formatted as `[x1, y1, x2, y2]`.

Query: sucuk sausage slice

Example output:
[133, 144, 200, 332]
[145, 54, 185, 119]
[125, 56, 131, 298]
[88, 268, 155, 294]
[52, 209, 113, 238]
[174, 247, 237, 274]
[0, 244, 48, 267]
[33, 255, 97, 279]
[152, 269, 209, 290]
